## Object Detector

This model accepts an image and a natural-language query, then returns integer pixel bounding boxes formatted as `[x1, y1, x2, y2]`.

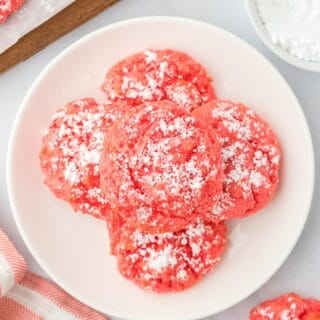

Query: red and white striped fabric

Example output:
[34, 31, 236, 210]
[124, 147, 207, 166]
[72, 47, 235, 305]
[0, 229, 109, 319]
[0, 229, 26, 297]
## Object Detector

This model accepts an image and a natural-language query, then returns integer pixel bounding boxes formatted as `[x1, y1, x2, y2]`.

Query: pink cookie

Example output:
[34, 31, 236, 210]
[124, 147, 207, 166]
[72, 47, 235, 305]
[100, 100, 223, 233]
[40, 98, 124, 219]
[101, 49, 216, 111]
[193, 100, 281, 221]
[0, 0, 25, 23]
[250, 293, 320, 320]
[110, 215, 227, 292]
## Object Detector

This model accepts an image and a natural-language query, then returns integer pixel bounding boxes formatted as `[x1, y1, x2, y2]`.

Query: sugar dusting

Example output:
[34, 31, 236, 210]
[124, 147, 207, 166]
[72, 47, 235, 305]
[148, 245, 177, 272]
[255, 306, 275, 319]
[0, 0, 12, 11]
[165, 81, 202, 112]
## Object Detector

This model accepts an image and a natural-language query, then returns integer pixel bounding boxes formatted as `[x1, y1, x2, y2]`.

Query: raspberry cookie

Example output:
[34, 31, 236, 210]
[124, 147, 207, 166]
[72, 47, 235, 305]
[101, 49, 216, 111]
[0, 0, 25, 23]
[193, 100, 281, 221]
[40, 98, 124, 219]
[250, 293, 320, 320]
[100, 100, 223, 232]
[112, 216, 227, 292]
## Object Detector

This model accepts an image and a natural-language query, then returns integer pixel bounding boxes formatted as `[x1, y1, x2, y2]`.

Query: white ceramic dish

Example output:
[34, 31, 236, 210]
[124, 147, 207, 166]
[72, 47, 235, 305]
[7, 16, 314, 320]
[245, 0, 320, 72]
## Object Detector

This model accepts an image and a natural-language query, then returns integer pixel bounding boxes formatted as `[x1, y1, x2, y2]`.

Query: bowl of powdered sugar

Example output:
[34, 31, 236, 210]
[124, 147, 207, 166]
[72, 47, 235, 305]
[246, 0, 320, 72]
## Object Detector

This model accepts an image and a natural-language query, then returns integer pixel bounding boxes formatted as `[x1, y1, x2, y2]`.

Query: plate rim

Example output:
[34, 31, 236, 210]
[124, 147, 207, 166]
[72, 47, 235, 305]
[6, 16, 315, 320]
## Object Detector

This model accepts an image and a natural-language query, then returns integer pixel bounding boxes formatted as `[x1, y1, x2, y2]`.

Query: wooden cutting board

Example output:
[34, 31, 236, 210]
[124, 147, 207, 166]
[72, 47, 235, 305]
[0, 0, 119, 74]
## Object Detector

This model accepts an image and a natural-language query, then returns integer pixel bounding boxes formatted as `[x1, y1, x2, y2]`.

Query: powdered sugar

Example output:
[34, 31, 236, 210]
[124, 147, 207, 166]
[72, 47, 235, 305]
[190, 243, 201, 255]
[256, 0, 320, 62]
[166, 85, 189, 107]
[148, 245, 178, 272]
[255, 306, 275, 319]
[176, 269, 187, 280]
[158, 61, 168, 81]
[144, 49, 157, 64]
[165, 81, 203, 111]
[279, 310, 291, 320]
[0, 1, 12, 11]
[63, 162, 80, 185]
[249, 171, 266, 188]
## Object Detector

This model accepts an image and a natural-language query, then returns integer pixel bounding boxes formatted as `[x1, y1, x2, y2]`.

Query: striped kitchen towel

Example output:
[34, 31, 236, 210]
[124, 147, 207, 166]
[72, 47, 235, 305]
[0, 229, 26, 297]
[0, 228, 108, 319]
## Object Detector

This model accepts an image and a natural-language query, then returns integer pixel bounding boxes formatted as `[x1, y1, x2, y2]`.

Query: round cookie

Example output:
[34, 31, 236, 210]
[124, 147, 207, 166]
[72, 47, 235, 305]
[101, 49, 216, 111]
[250, 293, 320, 320]
[112, 216, 227, 292]
[192, 100, 281, 221]
[100, 100, 223, 233]
[0, 0, 25, 23]
[40, 98, 124, 219]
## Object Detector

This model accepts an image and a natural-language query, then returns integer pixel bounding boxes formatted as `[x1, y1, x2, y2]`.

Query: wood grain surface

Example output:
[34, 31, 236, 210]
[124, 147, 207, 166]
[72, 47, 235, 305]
[0, 0, 119, 74]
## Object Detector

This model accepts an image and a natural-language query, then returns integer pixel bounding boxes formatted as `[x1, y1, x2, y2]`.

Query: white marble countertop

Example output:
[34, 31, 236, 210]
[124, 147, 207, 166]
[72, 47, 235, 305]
[0, 1, 319, 319]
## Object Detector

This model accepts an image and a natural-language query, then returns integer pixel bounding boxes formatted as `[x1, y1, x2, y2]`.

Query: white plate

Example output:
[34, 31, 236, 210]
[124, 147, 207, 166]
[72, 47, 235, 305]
[7, 17, 314, 320]
[245, 0, 320, 72]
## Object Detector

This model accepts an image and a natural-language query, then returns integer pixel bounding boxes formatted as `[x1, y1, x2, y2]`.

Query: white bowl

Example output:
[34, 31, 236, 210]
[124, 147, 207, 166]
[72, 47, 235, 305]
[245, 0, 320, 72]
[7, 16, 314, 320]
